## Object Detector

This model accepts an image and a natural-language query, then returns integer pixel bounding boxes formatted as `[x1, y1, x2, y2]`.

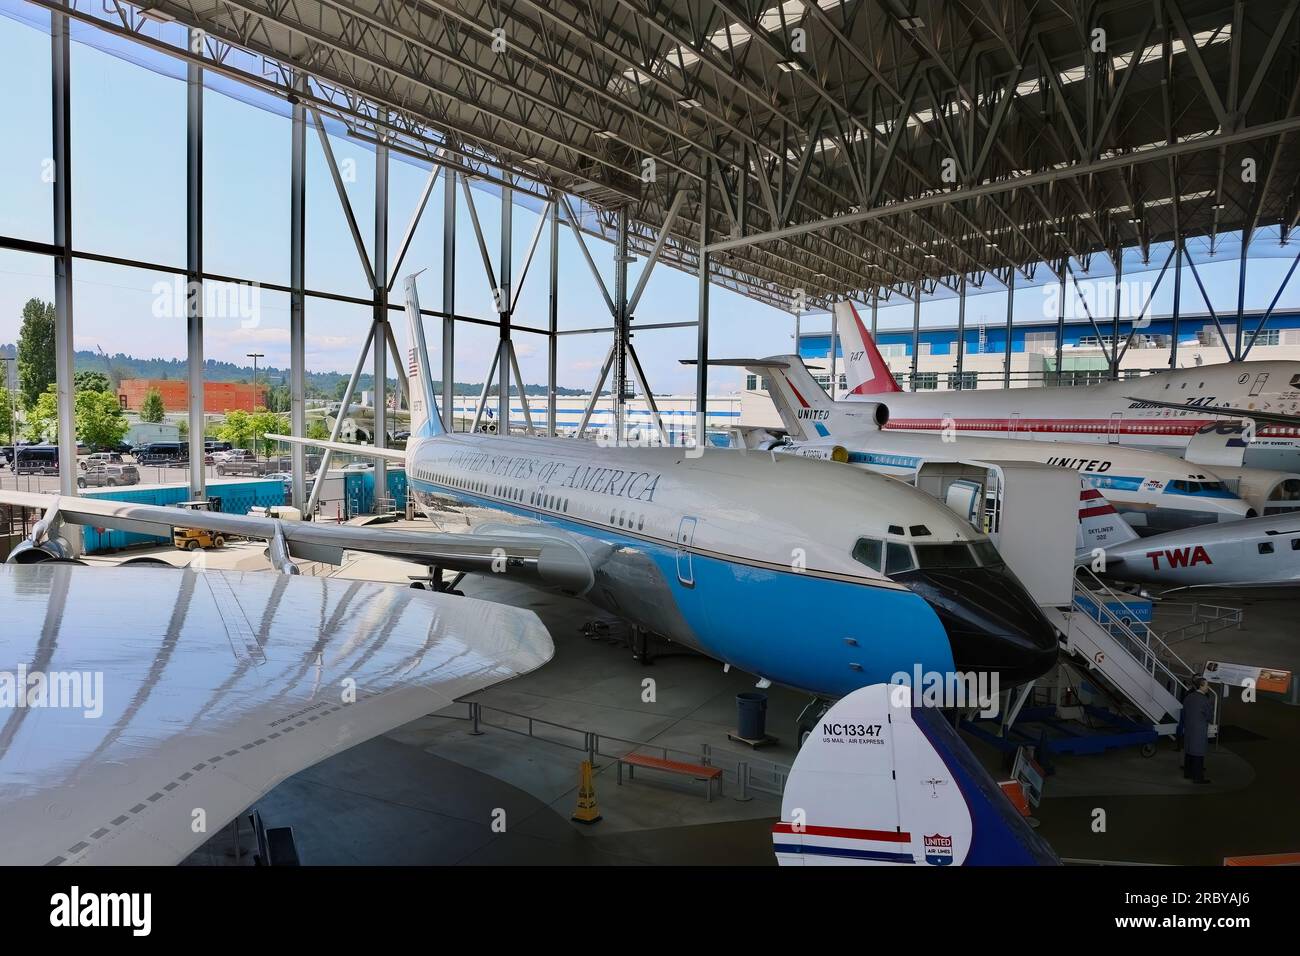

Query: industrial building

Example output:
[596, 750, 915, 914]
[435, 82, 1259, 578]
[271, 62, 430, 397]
[0, 0, 1298, 912]
[116, 378, 267, 414]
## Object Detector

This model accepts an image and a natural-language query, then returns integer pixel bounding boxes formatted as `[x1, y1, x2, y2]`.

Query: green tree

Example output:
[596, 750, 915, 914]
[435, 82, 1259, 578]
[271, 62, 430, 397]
[74, 370, 112, 394]
[251, 411, 290, 457]
[140, 387, 166, 423]
[177, 417, 189, 440]
[217, 409, 256, 449]
[0, 386, 14, 446]
[75, 389, 129, 449]
[307, 418, 330, 441]
[23, 385, 58, 442]
[16, 298, 56, 411]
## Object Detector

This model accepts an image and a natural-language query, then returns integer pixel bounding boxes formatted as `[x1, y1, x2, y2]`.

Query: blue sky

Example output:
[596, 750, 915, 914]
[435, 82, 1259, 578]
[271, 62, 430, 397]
[1, 4, 1299, 394]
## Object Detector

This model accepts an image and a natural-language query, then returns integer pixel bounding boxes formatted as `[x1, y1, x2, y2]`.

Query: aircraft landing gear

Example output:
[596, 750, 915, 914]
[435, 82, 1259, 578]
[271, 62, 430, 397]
[408, 565, 465, 595]
[631, 625, 653, 666]
[795, 697, 833, 750]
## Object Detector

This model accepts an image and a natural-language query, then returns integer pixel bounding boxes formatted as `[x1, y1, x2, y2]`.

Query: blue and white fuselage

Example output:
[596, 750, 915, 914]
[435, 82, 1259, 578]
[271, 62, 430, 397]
[284, 276, 1059, 700]
[399, 431, 1055, 696]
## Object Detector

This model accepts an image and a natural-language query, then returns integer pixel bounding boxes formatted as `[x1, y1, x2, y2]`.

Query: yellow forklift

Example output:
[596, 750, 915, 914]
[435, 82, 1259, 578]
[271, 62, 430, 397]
[173, 498, 227, 552]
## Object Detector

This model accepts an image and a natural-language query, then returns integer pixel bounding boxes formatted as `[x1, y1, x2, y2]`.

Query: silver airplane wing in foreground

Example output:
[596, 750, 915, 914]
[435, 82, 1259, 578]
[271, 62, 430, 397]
[0, 489, 597, 592]
[0, 562, 553, 865]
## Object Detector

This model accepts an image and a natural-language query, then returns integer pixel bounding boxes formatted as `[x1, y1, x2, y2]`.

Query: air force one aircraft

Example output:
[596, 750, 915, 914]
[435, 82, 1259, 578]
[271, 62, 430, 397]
[0, 278, 1059, 702]
[273, 277, 1059, 695]
[715, 354, 1254, 535]
[832, 301, 1300, 469]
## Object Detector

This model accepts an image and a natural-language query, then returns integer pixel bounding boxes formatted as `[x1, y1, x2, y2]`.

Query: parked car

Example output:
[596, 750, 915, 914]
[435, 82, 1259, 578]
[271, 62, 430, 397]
[14, 445, 59, 475]
[214, 448, 254, 463]
[81, 452, 124, 469]
[216, 460, 263, 477]
[341, 462, 374, 471]
[76, 464, 140, 489]
[135, 441, 188, 465]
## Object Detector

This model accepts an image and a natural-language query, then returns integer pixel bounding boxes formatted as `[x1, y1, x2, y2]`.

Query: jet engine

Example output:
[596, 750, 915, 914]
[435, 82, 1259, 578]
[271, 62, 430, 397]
[6, 537, 75, 564]
[859, 401, 889, 428]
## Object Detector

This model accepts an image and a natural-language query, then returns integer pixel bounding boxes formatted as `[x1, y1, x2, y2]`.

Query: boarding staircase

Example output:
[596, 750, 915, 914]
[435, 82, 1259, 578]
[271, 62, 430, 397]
[1043, 568, 1197, 733]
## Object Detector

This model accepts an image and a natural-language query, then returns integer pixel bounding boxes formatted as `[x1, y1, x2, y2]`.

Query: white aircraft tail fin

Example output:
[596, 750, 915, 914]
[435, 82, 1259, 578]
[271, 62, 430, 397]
[833, 300, 902, 396]
[1076, 484, 1139, 559]
[403, 273, 444, 439]
[685, 355, 888, 441]
[775, 684, 1058, 866]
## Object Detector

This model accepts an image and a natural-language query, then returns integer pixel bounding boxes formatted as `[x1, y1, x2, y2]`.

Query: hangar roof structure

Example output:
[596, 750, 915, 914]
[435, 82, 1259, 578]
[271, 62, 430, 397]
[12, 0, 1300, 514]
[34, 0, 1300, 313]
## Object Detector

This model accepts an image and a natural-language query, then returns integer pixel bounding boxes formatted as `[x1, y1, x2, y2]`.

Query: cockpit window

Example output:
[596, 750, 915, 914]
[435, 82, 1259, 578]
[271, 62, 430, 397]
[884, 542, 916, 575]
[913, 543, 978, 569]
[971, 540, 1003, 567]
[851, 537, 883, 572]
[1171, 479, 1228, 494]
[909, 524, 932, 537]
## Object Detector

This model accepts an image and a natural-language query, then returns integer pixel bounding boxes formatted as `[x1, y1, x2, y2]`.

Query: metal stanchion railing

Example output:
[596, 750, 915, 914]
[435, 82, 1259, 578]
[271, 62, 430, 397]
[735, 762, 752, 802]
[441, 701, 792, 797]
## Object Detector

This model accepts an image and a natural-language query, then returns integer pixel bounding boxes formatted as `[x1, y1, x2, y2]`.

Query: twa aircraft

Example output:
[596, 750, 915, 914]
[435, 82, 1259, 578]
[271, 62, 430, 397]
[832, 301, 1300, 470]
[1076, 489, 1300, 589]
[714, 354, 1254, 536]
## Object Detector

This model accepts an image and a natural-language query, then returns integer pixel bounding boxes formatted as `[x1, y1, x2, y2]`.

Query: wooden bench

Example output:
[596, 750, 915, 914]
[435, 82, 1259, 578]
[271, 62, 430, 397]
[616, 752, 724, 801]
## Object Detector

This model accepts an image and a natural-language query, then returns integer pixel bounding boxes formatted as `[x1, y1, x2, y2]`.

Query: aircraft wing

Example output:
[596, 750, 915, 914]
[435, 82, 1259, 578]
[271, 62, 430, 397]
[267, 432, 408, 464]
[0, 562, 553, 865]
[0, 489, 596, 591]
[1123, 396, 1300, 428]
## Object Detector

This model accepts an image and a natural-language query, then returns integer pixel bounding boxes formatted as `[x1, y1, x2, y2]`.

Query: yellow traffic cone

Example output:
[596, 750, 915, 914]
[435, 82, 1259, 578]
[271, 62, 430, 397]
[571, 760, 602, 824]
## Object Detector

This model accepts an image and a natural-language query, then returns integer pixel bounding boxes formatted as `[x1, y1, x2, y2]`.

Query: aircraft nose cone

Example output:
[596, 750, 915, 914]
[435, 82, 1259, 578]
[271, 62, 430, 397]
[894, 566, 1059, 686]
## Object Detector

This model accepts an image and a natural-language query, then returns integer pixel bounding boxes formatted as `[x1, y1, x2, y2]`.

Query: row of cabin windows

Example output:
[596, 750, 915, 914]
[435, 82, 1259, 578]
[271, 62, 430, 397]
[531, 490, 569, 513]
[1257, 538, 1300, 554]
[424, 469, 650, 532]
[610, 509, 646, 532]
[914, 419, 1201, 435]
[429, 470, 571, 514]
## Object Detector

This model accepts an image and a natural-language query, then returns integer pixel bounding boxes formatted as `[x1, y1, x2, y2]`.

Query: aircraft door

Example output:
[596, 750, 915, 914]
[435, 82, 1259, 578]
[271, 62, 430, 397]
[1108, 412, 1122, 444]
[1250, 372, 1269, 396]
[676, 516, 697, 587]
[1008, 412, 1020, 436]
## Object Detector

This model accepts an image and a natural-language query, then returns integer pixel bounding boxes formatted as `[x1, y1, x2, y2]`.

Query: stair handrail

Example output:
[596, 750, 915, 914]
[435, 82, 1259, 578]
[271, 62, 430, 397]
[1072, 567, 1194, 703]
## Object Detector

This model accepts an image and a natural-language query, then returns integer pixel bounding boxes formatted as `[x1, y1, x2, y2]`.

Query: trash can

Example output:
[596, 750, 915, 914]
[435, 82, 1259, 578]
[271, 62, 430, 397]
[736, 692, 768, 741]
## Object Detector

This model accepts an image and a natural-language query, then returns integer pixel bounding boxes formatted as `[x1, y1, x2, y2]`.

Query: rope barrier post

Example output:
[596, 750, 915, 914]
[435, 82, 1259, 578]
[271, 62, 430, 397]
[735, 761, 752, 803]
[469, 701, 483, 736]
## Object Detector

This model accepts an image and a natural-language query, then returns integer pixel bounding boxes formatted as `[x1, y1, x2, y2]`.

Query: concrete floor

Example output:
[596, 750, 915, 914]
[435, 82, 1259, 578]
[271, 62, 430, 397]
[89, 523, 1299, 866]
[1018, 589, 1300, 865]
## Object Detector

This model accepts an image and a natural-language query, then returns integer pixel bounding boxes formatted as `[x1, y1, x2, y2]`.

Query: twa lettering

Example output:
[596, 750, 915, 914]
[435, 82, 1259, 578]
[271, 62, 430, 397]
[1145, 545, 1213, 570]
